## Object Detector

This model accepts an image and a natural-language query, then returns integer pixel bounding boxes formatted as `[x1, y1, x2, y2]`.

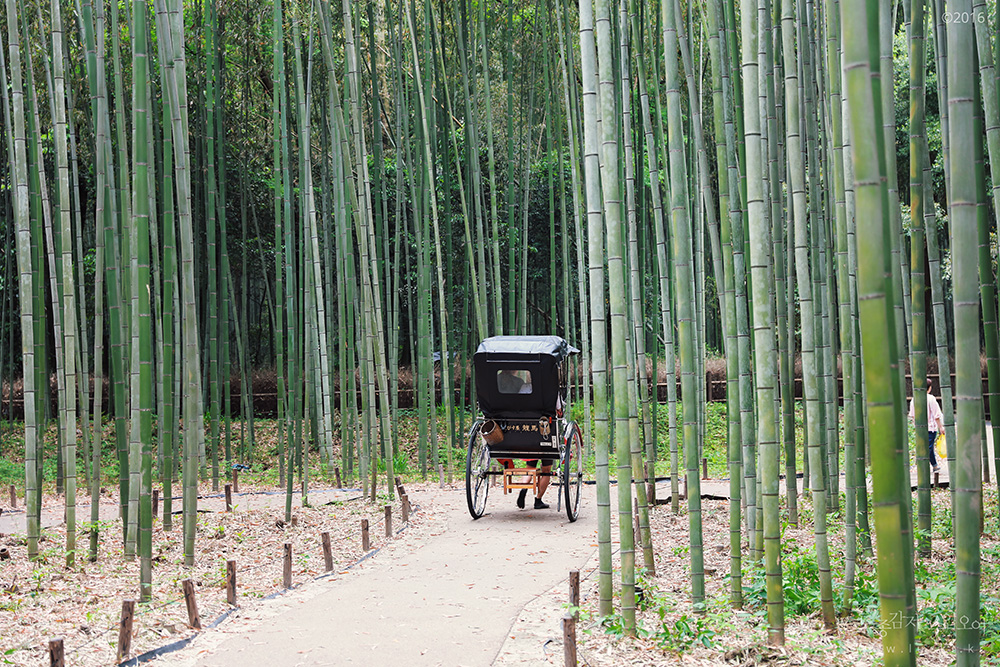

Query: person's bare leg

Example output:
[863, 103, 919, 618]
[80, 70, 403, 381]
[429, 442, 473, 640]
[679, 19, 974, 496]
[517, 460, 535, 509]
[537, 465, 551, 498]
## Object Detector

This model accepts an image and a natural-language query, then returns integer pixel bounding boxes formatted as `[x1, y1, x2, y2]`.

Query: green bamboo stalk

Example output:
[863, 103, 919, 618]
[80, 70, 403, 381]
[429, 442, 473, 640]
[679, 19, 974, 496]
[909, 0, 932, 558]
[153, 0, 205, 567]
[555, 0, 591, 460]
[617, 0, 654, 578]
[742, 0, 783, 643]
[663, 0, 704, 612]
[595, 0, 636, 631]
[478, 0, 503, 334]
[782, 0, 835, 630]
[972, 0, 1000, 517]
[50, 0, 80, 568]
[205, 0, 222, 492]
[842, 0, 917, 660]
[156, 16, 177, 530]
[947, 3, 983, 664]
[4, 0, 41, 562]
[578, 0, 613, 617]
[131, 0, 153, 598]
[87, 0, 110, 557]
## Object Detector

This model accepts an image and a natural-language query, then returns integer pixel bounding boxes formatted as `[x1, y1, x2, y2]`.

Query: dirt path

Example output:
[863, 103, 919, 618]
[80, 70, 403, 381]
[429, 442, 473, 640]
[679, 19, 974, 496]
[154, 481, 600, 667]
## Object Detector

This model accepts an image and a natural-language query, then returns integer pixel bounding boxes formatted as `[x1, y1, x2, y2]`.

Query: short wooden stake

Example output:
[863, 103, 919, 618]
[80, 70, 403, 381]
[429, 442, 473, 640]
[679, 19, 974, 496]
[291, 515, 298, 527]
[10, 484, 16, 508]
[569, 570, 580, 618]
[361, 519, 370, 551]
[933, 471, 940, 488]
[226, 560, 237, 606]
[321, 532, 333, 571]
[702, 457, 708, 480]
[335, 467, 342, 488]
[116, 600, 135, 662]
[181, 579, 201, 629]
[152, 489, 159, 518]
[438, 463, 444, 488]
[232, 469, 239, 494]
[385, 505, 392, 537]
[395, 476, 406, 497]
[225, 484, 233, 512]
[48, 638, 64, 667]
[400, 494, 410, 522]
[563, 614, 577, 666]
[283, 543, 293, 589]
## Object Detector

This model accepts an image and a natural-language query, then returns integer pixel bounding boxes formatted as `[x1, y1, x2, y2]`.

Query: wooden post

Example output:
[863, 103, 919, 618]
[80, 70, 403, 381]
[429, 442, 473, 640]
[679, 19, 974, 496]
[226, 560, 237, 606]
[562, 614, 577, 666]
[152, 489, 159, 518]
[361, 519, 370, 551]
[395, 476, 406, 497]
[934, 471, 940, 488]
[385, 505, 392, 537]
[438, 463, 444, 488]
[283, 543, 292, 589]
[702, 457, 708, 480]
[321, 532, 333, 571]
[232, 469, 239, 494]
[225, 485, 232, 512]
[400, 494, 410, 522]
[48, 638, 64, 667]
[181, 579, 202, 629]
[291, 515, 298, 527]
[116, 600, 135, 662]
[335, 467, 342, 488]
[10, 484, 16, 508]
[569, 570, 580, 618]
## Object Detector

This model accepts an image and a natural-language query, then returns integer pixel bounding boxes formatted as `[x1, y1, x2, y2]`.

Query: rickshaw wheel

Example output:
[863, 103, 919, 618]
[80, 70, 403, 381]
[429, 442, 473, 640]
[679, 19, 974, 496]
[466, 421, 490, 519]
[563, 422, 583, 522]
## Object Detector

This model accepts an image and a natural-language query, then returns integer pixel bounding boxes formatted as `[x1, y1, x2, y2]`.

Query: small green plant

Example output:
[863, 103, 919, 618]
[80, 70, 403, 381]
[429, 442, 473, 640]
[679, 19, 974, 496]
[744, 543, 822, 618]
[653, 613, 716, 654]
[598, 611, 628, 637]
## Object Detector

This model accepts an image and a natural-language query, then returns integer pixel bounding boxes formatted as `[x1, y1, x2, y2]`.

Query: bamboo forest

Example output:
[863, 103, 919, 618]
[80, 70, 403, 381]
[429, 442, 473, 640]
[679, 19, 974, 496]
[1, 0, 999, 663]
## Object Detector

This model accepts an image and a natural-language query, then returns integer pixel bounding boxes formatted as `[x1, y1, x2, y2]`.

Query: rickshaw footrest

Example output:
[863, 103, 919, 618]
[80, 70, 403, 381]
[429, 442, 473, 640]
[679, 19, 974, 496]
[502, 468, 540, 495]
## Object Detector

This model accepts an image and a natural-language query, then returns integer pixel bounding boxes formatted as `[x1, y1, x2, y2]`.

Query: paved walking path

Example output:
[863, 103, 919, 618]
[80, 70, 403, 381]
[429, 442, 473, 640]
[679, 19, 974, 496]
[155, 483, 600, 667]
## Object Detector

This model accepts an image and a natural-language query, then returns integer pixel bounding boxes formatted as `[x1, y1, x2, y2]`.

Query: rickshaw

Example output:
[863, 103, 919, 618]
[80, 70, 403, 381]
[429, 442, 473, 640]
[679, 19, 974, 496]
[465, 335, 584, 522]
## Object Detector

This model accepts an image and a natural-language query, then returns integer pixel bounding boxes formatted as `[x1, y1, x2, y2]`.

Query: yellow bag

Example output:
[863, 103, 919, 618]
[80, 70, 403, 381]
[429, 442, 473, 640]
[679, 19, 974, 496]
[935, 433, 947, 461]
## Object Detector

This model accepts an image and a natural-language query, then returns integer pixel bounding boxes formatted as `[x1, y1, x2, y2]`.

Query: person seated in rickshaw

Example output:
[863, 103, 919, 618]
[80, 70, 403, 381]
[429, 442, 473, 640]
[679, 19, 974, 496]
[497, 368, 533, 394]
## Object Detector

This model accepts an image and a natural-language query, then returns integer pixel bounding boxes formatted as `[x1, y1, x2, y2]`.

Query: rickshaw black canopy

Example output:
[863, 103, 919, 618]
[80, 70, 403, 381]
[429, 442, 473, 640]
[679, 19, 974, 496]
[473, 336, 579, 418]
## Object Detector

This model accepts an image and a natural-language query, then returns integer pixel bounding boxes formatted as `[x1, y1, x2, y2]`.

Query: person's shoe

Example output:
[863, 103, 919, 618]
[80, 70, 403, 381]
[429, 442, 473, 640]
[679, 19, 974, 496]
[932, 464, 941, 474]
[517, 488, 527, 509]
[534, 497, 549, 510]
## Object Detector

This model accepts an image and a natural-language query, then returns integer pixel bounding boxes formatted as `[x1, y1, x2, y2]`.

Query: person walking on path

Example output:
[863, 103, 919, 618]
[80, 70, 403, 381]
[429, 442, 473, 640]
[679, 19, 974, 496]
[909, 377, 946, 473]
